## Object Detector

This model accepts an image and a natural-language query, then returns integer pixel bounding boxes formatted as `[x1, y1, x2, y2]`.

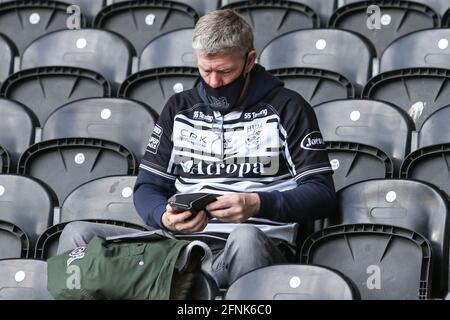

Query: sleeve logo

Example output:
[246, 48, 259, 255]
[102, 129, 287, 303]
[300, 131, 326, 151]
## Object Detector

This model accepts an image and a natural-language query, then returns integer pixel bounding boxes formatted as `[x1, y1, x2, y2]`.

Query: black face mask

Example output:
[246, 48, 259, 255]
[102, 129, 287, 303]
[203, 54, 249, 113]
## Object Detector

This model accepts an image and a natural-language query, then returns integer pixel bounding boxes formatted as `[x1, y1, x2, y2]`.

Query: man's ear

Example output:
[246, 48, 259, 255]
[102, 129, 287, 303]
[245, 50, 257, 74]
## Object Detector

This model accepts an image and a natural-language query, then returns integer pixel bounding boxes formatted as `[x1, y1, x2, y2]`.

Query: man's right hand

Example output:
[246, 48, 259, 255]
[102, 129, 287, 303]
[162, 204, 208, 233]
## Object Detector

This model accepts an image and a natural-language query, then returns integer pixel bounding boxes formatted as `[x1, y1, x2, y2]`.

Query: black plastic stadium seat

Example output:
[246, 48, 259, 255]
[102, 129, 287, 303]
[223, 0, 337, 27]
[0, 220, 30, 259]
[0, 33, 15, 85]
[326, 141, 394, 192]
[0, 174, 54, 253]
[42, 98, 157, 162]
[0, 146, 11, 174]
[269, 68, 355, 106]
[118, 67, 200, 115]
[259, 29, 374, 93]
[380, 29, 450, 73]
[0, 98, 37, 170]
[139, 28, 196, 70]
[95, 0, 198, 55]
[0, 259, 53, 300]
[363, 68, 450, 129]
[0, 66, 111, 127]
[225, 265, 357, 300]
[21, 29, 135, 93]
[60, 176, 145, 226]
[336, 179, 450, 297]
[313, 99, 413, 173]
[34, 219, 149, 259]
[222, 0, 319, 54]
[301, 224, 432, 300]
[0, 0, 85, 55]
[401, 145, 450, 202]
[17, 138, 137, 204]
[417, 106, 450, 148]
[329, 0, 439, 57]
[114, 0, 220, 17]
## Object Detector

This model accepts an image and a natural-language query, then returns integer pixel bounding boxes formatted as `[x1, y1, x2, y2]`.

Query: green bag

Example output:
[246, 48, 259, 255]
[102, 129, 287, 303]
[47, 235, 193, 300]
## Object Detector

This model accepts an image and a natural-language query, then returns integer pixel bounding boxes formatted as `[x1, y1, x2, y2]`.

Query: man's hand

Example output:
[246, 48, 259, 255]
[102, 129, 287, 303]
[206, 193, 260, 223]
[162, 204, 208, 233]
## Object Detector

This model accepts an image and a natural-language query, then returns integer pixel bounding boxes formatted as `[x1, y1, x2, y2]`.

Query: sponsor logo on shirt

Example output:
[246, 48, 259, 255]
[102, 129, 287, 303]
[147, 136, 161, 154]
[193, 111, 214, 123]
[180, 129, 208, 148]
[67, 246, 86, 267]
[179, 160, 266, 177]
[300, 131, 326, 151]
[152, 124, 163, 137]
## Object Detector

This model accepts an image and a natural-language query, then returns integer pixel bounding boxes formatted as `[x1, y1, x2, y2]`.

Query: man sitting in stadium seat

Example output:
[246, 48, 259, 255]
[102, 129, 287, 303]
[58, 9, 337, 289]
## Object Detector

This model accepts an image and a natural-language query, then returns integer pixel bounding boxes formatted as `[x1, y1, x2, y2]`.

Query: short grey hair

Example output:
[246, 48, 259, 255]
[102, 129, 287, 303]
[192, 9, 254, 57]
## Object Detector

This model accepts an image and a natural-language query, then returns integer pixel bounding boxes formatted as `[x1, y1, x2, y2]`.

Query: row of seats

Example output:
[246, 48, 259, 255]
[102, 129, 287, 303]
[1, 176, 449, 299]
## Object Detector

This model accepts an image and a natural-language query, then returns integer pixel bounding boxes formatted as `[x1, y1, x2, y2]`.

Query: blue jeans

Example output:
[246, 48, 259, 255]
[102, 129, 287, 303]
[58, 222, 288, 288]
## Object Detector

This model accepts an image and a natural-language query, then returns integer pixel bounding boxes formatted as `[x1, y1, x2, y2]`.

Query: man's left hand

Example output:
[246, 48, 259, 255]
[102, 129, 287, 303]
[206, 193, 260, 223]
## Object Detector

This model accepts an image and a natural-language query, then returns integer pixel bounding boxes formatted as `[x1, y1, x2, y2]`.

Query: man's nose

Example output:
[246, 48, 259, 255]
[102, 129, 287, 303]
[208, 73, 223, 88]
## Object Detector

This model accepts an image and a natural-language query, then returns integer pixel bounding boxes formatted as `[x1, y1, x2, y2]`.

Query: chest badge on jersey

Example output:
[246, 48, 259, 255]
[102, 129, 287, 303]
[245, 123, 263, 150]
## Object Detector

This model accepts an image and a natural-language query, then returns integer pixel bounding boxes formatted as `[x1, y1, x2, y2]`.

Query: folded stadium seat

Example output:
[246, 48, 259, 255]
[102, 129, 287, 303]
[64, 0, 107, 27]
[0, 220, 30, 259]
[17, 138, 137, 205]
[336, 179, 450, 298]
[269, 67, 356, 106]
[0, 33, 15, 85]
[222, 0, 337, 27]
[259, 29, 375, 94]
[313, 99, 413, 174]
[118, 67, 200, 115]
[0, 0, 86, 55]
[301, 224, 432, 300]
[0, 174, 55, 257]
[113, 0, 220, 17]
[363, 68, 450, 130]
[94, 0, 198, 56]
[325, 141, 394, 192]
[221, 0, 319, 54]
[21, 29, 135, 93]
[0, 259, 53, 300]
[34, 220, 149, 259]
[139, 28, 197, 70]
[329, 0, 439, 58]
[417, 106, 450, 149]
[59, 176, 145, 226]
[0, 98, 37, 171]
[225, 264, 357, 300]
[41, 98, 157, 162]
[380, 29, 450, 73]
[0, 146, 11, 174]
[0, 67, 111, 127]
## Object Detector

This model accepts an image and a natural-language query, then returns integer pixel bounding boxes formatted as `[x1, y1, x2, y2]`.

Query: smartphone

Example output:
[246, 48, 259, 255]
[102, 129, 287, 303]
[168, 193, 218, 219]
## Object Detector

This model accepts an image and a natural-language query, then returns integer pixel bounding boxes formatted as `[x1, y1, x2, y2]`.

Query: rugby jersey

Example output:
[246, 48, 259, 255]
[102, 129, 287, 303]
[135, 65, 335, 245]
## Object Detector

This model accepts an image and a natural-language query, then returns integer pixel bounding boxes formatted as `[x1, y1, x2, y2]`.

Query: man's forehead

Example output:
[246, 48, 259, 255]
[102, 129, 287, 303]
[197, 52, 243, 69]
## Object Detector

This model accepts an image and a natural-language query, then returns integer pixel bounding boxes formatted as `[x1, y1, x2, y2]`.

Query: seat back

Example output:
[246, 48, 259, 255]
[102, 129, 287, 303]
[119, 67, 200, 115]
[329, 1, 439, 57]
[113, 0, 219, 17]
[42, 98, 156, 162]
[18, 138, 137, 204]
[139, 28, 196, 70]
[1, 67, 111, 126]
[225, 264, 356, 300]
[380, 29, 450, 73]
[0, 0, 82, 55]
[0, 259, 52, 300]
[270, 68, 355, 106]
[0, 33, 15, 84]
[313, 99, 413, 172]
[301, 224, 432, 300]
[259, 29, 374, 93]
[222, 0, 319, 54]
[0, 175, 54, 251]
[363, 68, 450, 129]
[21, 29, 135, 92]
[95, 0, 198, 55]
[0, 98, 37, 169]
[0, 146, 11, 174]
[418, 106, 450, 148]
[60, 176, 144, 226]
[337, 179, 449, 297]
[68, 0, 106, 26]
